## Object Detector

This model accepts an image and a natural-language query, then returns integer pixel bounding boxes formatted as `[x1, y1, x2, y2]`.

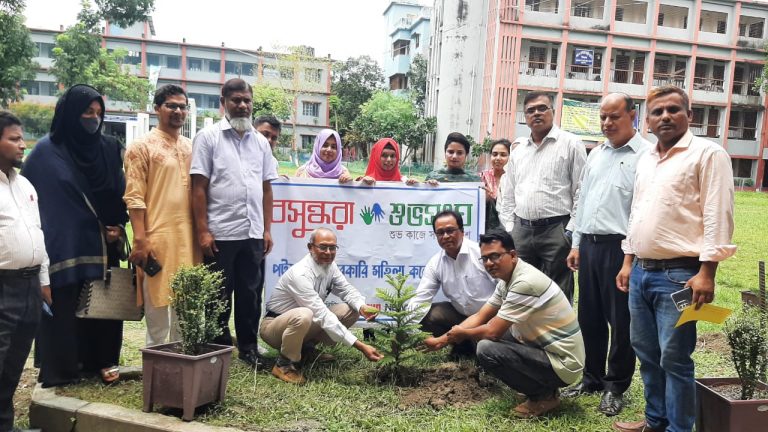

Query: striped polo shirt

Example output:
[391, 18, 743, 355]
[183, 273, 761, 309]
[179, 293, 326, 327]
[487, 259, 585, 385]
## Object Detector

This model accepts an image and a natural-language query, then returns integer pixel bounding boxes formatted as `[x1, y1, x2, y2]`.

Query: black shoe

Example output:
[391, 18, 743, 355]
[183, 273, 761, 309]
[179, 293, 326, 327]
[598, 391, 625, 417]
[560, 382, 603, 398]
[238, 348, 267, 370]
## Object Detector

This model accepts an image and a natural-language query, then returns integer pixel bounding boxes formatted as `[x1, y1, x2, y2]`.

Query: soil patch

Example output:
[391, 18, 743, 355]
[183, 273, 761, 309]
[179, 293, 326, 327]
[397, 362, 503, 410]
[14, 367, 37, 427]
[697, 332, 730, 356]
[708, 383, 768, 401]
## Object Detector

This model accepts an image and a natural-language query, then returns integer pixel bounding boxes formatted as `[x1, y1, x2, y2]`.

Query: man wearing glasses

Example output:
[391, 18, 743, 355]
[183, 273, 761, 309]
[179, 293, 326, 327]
[444, 230, 584, 418]
[416, 210, 497, 358]
[124, 84, 201, 346]
[260, 228, 383, 384]
[499, 91, 587, 303]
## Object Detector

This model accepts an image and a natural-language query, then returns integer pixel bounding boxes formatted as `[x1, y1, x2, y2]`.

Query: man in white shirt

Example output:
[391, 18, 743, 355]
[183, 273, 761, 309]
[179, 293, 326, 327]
[260, 228, 383, 384]
[416, 210, 497, 357]
[0, 111, 49, 432]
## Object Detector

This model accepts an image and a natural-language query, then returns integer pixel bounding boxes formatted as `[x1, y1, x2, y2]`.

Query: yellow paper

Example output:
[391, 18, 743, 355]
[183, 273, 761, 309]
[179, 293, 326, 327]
[675, 304, 733, 328]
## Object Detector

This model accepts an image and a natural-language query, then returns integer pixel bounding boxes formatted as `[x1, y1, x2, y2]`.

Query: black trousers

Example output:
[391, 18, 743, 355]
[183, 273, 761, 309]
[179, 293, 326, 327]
[511, 217, 574, 302]
[204, 239, 265, 352]
[0, 274, 41, 431]
[578, 237, 635, 394]
[420, 302, 475, 355]
[37, 283, 123, 387]
[477, 335, 567, 401]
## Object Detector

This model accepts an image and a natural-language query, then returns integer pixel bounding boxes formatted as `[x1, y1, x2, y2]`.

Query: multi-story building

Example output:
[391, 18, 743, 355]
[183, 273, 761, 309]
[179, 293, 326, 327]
[23, 19, 332, 149]
[426, 0, 768, 189]
[383, 1, 433, 93]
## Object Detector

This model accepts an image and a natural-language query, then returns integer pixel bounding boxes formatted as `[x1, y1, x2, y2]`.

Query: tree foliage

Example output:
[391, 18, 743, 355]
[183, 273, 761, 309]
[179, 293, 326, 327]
[252, 83, 292, 120]
[0, 0, 24, 14]
[86, 48, 151, 109]
[331, 55, 384, 136]
[95, 0, 154, 28]
[8, 102, 54, 137]
[407, 54, 428, 116]
[372, 274, 429, 384]
[170, 264, 227, 355]
[0, 11, 37, 107]
[725, 305, 768, 400]
[349, 91, 436, 161]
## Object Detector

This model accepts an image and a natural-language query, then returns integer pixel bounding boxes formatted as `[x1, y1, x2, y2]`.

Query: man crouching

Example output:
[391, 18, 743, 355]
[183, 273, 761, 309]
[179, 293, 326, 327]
[432, 230, 585, 418]
[260, 228, 383, 384]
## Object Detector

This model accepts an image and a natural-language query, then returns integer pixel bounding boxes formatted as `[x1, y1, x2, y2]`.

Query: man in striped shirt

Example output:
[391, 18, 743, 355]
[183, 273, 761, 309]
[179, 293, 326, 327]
[441, 230, 585, 418]
[499, 91, 587, 302]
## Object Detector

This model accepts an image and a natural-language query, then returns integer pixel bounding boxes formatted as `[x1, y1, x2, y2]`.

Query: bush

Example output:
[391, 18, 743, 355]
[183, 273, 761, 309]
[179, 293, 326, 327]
[724, 305, 768, 399]
[8, 101, 54, 139]
[169, 264, 227, 355]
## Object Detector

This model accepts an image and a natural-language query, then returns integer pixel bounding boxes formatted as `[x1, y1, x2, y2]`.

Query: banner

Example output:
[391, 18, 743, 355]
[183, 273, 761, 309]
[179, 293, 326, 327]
[560, 98, 605, 143]
[265, 178, 486, 323]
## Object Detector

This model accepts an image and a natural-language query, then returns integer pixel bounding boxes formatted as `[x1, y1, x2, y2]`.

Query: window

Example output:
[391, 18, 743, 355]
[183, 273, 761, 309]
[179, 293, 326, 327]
[732, 159, 754, 178]
[389, 74, 408, 90]
[35, 42, 54, 58]
[187, 58, 202, 71]
[165, 56, 180, 69]
[658, 12, 664, 26]
[302, 101, 320, 117]
[392, 39, 410, 57]
[147, 53, 160, 66]
[573, 2, 591, 18]
[225, 61, 255, 76]
[750, 22, 764, 38]
[208, 60, 220, 73]
[413, 33, 420, 49]
[21, 81, 57, 96]
[188, 93, 220, 110]
[717, 21, 726, 34]
[125, 50, 141, 65]
[305, 68, 322, 83]
[615, 7, 624, 21]
[280, 67, 294, 80]
[262, 65, 279, 79]
[739, 16, 765, 38]
[300, 134, 315, 149]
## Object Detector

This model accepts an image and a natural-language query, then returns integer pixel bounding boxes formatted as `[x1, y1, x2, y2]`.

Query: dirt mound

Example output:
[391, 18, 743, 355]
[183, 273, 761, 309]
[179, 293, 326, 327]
[697, 332, 730, 356]
[397, 362, 502, 410]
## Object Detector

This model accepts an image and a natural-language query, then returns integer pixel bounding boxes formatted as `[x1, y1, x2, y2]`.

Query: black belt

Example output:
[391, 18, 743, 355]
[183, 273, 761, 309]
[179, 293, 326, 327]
[582, 233, 625, 243]
[515, 214, 569, 227]
[265, 310, 281, 318]
[636, 257, 700, 271]
[0, 266, 41, 279]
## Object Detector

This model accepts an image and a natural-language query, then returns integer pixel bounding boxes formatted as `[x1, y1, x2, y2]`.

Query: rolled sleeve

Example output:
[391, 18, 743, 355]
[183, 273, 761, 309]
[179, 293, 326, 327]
[38, 251, 50, 286]
[190, 131, 213, 178]
[500, 160, 516, 231]
[699, 148, 737, 262]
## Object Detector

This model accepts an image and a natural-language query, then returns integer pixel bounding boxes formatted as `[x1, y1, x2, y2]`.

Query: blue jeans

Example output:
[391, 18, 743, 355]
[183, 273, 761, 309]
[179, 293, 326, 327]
[629, 263, 698, 432]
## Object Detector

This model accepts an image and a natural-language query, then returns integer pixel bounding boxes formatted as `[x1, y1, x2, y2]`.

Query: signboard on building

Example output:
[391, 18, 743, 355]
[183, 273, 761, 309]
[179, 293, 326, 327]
[560, 98, 605, 143]
[574, 49, 594, 66]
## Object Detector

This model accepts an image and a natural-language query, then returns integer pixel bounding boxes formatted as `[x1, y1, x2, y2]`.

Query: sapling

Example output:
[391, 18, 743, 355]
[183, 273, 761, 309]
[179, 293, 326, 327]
[170, 264, 228, 355]
[724, 305, 768, 400]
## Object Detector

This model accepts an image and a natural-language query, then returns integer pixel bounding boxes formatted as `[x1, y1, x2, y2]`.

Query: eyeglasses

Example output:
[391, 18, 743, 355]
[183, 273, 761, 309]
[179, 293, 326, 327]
[311, 243, 339, 252]
[524, 105, 552, 116]
[434, 227, 460, 236]
[163, 103, 189, 112]
[478, 252, 511, 263]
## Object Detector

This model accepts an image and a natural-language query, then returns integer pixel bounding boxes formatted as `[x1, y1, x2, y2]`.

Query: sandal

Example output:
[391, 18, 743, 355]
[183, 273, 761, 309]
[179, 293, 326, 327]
[100, 366, 120, 384]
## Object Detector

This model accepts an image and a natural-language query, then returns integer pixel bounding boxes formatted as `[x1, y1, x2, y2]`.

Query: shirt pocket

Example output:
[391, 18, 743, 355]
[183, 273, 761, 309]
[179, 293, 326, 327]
[658, 171, 690, 206]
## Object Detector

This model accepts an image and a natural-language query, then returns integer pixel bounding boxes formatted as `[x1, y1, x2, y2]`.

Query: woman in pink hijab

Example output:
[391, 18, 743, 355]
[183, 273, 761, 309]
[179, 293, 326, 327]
[295, 129, 352, 183]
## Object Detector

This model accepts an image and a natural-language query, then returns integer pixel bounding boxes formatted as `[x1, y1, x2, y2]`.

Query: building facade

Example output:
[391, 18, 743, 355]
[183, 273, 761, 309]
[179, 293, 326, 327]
[384, 1, 433, 93]
[426, 0, 768, 189]
[23, 20, 332, 150]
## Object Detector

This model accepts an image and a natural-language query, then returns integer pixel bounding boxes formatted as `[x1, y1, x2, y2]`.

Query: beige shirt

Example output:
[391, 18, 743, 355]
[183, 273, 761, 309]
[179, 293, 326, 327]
[622, 131, 736, 262]
[0, 169, 49, 285]
[124, 129, 202, 307]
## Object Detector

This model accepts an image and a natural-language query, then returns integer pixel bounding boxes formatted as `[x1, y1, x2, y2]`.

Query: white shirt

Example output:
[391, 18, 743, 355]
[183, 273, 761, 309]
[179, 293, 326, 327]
[408, 238, 497, 320]
[0, 169, 50, 285]
[500, 126, 587, 232]
[266, 254, 367, 346]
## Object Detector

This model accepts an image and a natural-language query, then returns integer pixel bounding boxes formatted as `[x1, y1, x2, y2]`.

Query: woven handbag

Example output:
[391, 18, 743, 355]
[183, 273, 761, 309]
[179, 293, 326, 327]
[76, 264, 143, 321]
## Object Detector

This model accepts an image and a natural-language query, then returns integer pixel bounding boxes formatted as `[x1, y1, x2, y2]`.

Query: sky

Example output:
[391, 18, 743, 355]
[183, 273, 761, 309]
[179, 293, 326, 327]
[23, 0, 431, 62]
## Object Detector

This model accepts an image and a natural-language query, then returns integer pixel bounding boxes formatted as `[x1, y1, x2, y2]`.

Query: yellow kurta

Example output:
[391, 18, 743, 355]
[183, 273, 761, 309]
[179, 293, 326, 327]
[123, 128, 202, 307]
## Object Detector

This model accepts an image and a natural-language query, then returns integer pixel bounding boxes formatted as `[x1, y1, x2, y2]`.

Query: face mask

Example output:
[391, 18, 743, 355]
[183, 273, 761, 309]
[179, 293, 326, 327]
[80, 117, 101, 134]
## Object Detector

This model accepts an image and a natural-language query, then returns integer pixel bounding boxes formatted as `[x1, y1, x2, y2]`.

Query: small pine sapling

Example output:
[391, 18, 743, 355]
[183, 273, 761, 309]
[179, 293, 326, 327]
[372, 274, 430, 383]
[170, 264, 228, 355]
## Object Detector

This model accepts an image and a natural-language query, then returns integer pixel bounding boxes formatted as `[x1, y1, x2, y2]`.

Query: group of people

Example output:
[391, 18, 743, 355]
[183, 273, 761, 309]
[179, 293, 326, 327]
[0, 76, 735, 432]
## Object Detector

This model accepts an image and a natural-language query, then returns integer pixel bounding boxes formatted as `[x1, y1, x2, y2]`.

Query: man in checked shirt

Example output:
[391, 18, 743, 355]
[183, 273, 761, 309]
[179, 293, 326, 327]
[0, 111, 49, 432]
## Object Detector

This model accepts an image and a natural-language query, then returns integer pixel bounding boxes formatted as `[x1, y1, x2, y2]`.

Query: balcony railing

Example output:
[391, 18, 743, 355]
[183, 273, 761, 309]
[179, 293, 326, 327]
[693, 76, 725, 92]
[728, 126, 757, 140]
[518, 61, 559, 78]
[652, 73, 686, 89]
[611, 68, 644, 85]
[732, 80, 761, 97]
[566, 64, 602, 81]
[690, 123, 720, 138]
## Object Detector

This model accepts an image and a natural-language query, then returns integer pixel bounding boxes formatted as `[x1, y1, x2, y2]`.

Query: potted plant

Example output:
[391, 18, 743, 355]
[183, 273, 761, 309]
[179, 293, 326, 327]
[695, 305, 768, 431]
[140, 264, 233, 421]
[371, 274, 430, 385]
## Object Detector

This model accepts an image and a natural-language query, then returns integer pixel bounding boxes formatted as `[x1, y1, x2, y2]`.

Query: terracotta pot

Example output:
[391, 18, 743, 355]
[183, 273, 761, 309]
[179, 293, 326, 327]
[141, 342, 234, 421]
[695, 377, 768, 432]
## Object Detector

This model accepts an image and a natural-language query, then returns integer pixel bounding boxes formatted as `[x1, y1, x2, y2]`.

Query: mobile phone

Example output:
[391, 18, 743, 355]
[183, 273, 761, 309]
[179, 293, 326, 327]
[142, 255, 162, 277]
[42, 302, 53, 317]
[671, 287, 693, 312]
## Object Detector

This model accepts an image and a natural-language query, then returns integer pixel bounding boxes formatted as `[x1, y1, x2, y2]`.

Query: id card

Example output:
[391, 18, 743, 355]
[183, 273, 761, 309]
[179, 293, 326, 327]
[671, 287, 693, 312]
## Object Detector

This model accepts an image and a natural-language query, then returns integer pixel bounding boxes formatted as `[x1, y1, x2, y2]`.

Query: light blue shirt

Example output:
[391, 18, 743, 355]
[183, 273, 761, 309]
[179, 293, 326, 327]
[190, 118, 278, 241]
[572, 132, 651, 248]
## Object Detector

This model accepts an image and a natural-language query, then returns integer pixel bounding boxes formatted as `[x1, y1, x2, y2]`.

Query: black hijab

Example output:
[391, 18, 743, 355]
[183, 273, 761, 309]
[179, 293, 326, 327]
[49, 84, 115, 193]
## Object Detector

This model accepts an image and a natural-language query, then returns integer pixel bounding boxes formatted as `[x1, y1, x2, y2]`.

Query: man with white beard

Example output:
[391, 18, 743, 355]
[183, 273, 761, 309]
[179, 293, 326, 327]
[191, 78, 278, 368]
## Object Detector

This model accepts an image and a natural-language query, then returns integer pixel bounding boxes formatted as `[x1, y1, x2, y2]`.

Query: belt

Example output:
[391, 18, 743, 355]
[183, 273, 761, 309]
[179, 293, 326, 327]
[515, 214, 569, 227]
[265, 310, 281, 318]
[0, 266, 41, 279]
[636, 257, 700, 271]
[582, 233, 625, 243]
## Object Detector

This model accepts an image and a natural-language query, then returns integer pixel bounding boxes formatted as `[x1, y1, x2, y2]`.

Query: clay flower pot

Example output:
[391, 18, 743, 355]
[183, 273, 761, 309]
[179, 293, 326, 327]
[695, 377, 768, 432]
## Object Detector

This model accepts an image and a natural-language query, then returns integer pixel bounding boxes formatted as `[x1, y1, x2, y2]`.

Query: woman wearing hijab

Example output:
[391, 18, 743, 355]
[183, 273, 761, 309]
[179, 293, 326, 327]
[358, 138, 417, 185]
[295, 129, 352, 183]
[479, 139, 511, 230]
[425, 132, 482, 183]
[22, 84, 128, 387]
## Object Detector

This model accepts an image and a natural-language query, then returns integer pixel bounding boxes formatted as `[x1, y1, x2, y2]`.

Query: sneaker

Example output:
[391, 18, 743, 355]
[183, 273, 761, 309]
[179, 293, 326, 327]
[271, 363, 306, 385]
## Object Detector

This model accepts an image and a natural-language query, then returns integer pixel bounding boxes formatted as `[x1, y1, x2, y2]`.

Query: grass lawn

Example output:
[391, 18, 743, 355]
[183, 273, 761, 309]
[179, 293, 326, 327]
[49, 192, 767, 432]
